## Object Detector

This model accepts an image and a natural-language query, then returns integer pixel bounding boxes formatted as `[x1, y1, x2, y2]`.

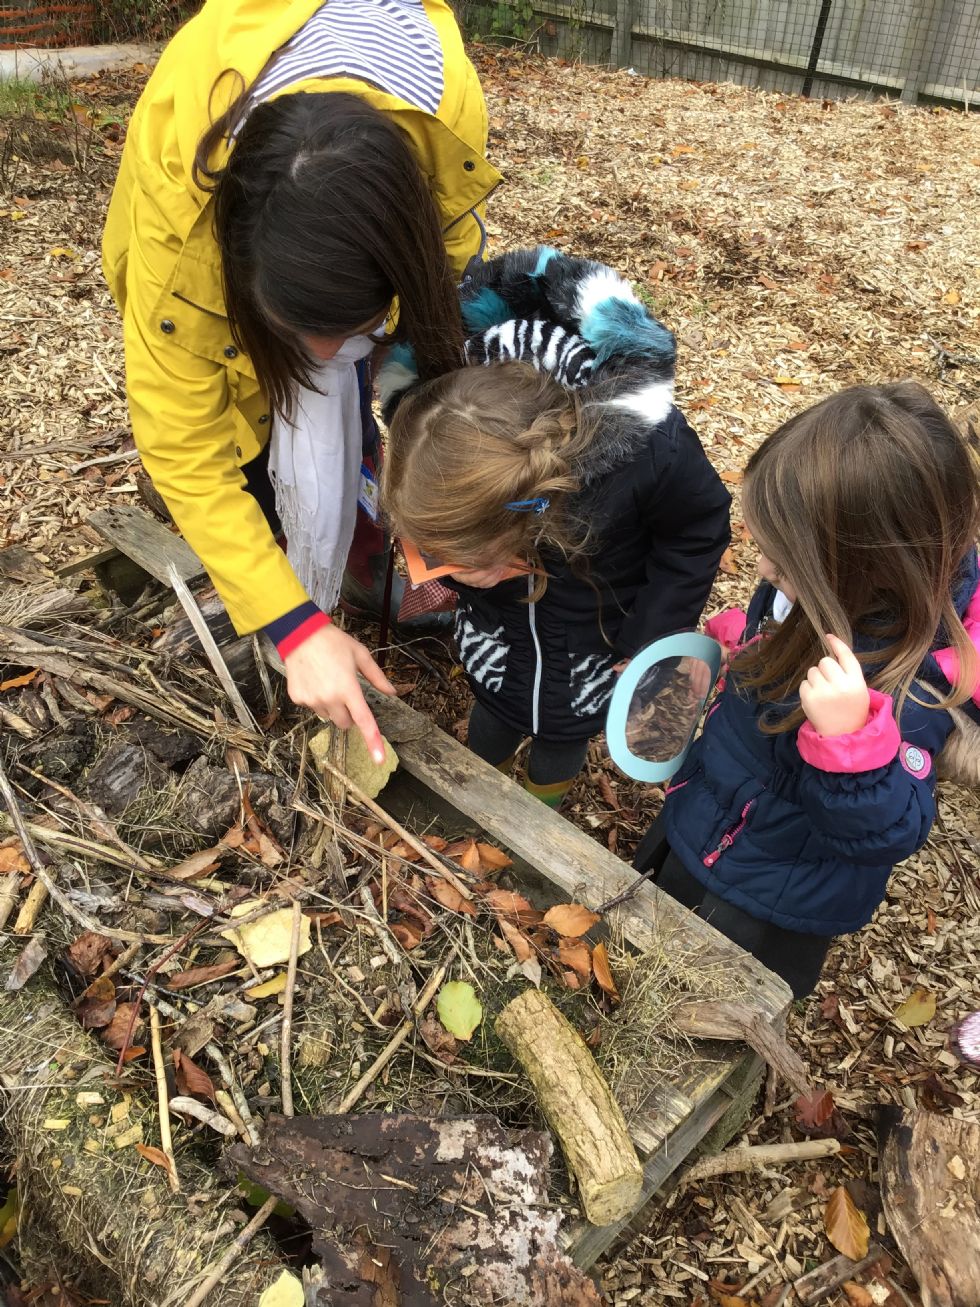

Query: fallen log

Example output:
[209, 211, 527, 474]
[0, 941, 285, 1306]
[673, 998, 812, 1095]
[878, 1105, 980, 1307]
[495, 988, 643, 1227]
[230, 1112, 602, 1306]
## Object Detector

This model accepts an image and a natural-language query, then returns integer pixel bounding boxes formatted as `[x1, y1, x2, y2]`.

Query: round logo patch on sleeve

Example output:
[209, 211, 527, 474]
[900, 743, 931, 778]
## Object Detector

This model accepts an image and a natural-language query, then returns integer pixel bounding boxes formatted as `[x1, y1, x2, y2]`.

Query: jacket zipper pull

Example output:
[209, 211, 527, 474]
[702, 799, 755, 868]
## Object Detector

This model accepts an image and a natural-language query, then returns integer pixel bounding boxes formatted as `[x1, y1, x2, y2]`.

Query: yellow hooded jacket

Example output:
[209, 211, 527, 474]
[102, 0, 500, 634]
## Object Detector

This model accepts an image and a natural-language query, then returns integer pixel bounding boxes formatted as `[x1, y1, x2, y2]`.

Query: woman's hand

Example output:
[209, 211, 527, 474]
[799, 635, 870, 737]
[283, 624, 396, 763]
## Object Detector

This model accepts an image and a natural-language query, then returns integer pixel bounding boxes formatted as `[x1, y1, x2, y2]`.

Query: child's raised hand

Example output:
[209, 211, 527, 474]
[799, 634, 870, 737]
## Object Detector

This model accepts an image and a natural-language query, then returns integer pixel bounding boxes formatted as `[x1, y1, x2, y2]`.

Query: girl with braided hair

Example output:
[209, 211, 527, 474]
[381, 247, 731, 806]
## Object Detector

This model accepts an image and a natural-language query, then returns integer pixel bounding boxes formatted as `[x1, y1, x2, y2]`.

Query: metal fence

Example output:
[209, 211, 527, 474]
[455, 0, 980, 107]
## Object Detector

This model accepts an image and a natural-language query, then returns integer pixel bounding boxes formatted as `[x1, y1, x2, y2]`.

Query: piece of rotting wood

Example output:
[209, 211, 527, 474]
[497, 988, 643, 1227]
[673, 998, 811, 1094]
[88, 504, 205, 588]
[166, 564, 258, 733]
[792, 1244, 886, 1305]
[878, 1106, 980, 1307]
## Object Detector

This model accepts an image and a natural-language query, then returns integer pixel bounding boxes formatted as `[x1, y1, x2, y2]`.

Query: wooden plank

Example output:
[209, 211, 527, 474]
[87, 505, 206, 588]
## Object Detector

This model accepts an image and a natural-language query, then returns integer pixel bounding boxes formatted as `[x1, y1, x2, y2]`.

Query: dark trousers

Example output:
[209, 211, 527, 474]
[634, 818, 831, 999]
[467, 701, 590, 785]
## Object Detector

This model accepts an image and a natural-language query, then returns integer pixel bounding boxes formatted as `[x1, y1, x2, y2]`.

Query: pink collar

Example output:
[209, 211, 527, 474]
[934, 578, 980, 706]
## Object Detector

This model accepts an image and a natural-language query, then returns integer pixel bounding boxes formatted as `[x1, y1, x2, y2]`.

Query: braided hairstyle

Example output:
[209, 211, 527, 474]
[382, 361, 599, 597]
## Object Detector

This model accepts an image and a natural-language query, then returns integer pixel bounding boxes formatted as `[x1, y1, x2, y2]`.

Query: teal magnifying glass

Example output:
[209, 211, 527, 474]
[606, 633, 722, 783]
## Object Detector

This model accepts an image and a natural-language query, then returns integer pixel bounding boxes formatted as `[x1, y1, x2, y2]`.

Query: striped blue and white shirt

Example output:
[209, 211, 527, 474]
[249, 0, 445, 115]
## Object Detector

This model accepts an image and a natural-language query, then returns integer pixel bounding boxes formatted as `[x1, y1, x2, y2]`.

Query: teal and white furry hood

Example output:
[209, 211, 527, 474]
[379, 246, 677, 483]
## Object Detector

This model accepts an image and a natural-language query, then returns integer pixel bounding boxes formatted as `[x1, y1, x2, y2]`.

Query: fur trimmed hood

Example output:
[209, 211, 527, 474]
[379, 246, 677, 484]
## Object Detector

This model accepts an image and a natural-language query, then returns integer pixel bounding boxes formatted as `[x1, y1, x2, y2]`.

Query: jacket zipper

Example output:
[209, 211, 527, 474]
[527, 573, 542, 736]
[703, 799, 755, 868]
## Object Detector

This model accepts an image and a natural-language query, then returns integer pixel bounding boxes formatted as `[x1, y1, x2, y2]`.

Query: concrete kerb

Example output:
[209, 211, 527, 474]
[0, 43, 160, 84]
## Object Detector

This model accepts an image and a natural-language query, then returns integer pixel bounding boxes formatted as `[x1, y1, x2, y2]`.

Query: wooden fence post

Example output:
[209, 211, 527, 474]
[899, 0, 946, 104]
[611, 0, 637, 68]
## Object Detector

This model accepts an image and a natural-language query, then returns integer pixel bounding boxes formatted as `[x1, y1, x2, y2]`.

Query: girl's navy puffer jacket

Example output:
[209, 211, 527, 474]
[662, 553, 980, 936]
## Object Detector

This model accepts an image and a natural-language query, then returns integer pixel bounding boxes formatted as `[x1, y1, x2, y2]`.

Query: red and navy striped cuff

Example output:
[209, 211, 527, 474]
[265, 601, 331, 658]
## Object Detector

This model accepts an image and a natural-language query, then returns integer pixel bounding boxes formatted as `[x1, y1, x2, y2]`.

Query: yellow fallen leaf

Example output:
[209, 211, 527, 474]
[60, 1185, 83, 1199]
[245, 973, 288, 999]
[221, 901, 312, 968]
[9, 211, 27, 222]
[258, 1270, 305, 1306]
[893, 986, 936, 1028]
[309, 725, 398, 800]
[83, 1137, 101, 1153]
[678, 179, 700, 190]
[773, 375, 804, 386]
[941, 288, 961, 305]
[0, 1188, 18, 1250]
[48, 247, 76, 259]
[824, 1185, 869, 1260]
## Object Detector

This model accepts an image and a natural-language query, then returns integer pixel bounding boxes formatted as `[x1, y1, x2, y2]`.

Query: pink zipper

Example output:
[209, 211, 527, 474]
[703, 799, 755, 868]
[664, 777, 690, 796]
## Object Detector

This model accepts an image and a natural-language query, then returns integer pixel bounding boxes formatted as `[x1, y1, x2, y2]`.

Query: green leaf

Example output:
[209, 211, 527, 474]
[0, 1186, 19, 1251]
[893, 987, 936, 1028]
[436, 981, 483, 1042]
[236, 1171, 295, 1219]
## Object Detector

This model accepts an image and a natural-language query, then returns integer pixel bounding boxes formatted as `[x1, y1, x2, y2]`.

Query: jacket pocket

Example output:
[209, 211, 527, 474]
[455, 607, 509, 694]
[701, 795, 760, 868]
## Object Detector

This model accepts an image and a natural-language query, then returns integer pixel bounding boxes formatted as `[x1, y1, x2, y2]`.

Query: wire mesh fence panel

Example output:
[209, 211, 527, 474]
[452, 0, 980, 108]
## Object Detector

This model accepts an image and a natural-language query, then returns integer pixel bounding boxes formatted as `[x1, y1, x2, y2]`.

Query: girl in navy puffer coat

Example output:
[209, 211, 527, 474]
[637, 381, 980, 998]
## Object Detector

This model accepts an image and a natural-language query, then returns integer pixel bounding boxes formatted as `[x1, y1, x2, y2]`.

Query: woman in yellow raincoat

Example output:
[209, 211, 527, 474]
[103, 0, 500, 761]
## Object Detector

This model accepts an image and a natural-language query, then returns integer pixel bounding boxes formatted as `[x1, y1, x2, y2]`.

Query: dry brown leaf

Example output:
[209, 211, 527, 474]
[0, 843, 30, 874]
[165, 960, 239, 990]
[166, 847, 225, 881]
[476, 842, 513, 870]
[0, 671, 37, 691]
[498, 917, 532, 962]
[121, 1046, 147, 1064]
[561, 970, 581, 989]
[67, 931, 116, 978]
[102, 1001, 142, 1051]
[558, 937, 593, 979]
[542, 903, 600, 938]
[390, 921, 423, 951]
[173, 1048, 216, 1102]
[76, 975, 117, 1029]
[708, 1281, 749, 1307]
[421, 834, 448, 852]
[5, 937, 47, 992]
[842, 1284, 874, 1307]
[418, 1012, 457, 1064]
[425, 875, 477, 917]
[459, 840, 481, 873]
[824, 1185, 870, 1261]
[719, 468, 744, 484]
[135, 1143, 174, 1175]
[718, 546, 739, 576]
[941, 288, 961, 305]
[305, 910, 343, 928]
[520, 956, 543, 986]
[795, 1088, 835, 1130]
[591, 942, 620, 1002]
[483, 889, 535, 919]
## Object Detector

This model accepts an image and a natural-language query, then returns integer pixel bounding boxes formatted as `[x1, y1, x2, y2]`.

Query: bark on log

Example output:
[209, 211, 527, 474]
[878, 1106, 980, 1307]
[0, 941, 285, 1306]
[495, 988, 643, 1226]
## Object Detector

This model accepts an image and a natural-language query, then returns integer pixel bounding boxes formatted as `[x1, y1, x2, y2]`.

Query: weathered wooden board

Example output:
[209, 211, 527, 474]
[88, 504, 205, 588]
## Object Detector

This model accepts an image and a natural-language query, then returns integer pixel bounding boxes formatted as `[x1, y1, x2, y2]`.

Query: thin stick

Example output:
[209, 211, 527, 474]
[13, 877, 49, 934]
[215, 1089, 250, 1144]
[302, 770, 473, 900]
[0, 811, 164, 875]
[208, 1045, 261, 1147]
[358, 883, 403, 969]
[150, 1006, 181, 1194]
[182, 1195, 278, 1307]
[336, 960, 449, 1113]
[0, 752, 159, 945]
[682, 1138, 840, 1185]
[280, 900, 302, 1119]
[168, 1096, 238, 1137]
[0, 876, 19, 932]
[167, 564, 258, 733]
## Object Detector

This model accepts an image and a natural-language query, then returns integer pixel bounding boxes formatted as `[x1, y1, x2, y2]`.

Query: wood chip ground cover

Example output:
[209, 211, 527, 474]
[1, 48, 978, 1307]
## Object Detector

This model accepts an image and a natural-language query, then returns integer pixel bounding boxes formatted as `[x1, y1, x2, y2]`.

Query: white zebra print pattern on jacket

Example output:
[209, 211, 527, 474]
[455, 611, 509, 694]
[568, 652, 617, 717]
[464, 319, 596, 389]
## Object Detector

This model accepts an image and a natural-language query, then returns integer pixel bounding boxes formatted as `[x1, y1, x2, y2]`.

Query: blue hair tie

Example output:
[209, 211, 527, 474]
[505, 497, 550, 515]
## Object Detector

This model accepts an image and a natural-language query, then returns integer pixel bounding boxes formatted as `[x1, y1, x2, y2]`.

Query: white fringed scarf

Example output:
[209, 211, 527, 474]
[268, 335, 375, 613]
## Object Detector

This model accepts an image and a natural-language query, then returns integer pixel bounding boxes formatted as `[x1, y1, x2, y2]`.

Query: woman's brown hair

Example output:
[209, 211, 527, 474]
[382, 362, 599, 598]
[735, 380, 980, 730]
[193, 84, 464, 414]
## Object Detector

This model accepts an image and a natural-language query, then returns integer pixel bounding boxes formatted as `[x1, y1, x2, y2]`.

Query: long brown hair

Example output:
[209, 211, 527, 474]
[382, 362, 599, 598]
[735, 381, 980, 730]
[193, 85, 464, 414]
